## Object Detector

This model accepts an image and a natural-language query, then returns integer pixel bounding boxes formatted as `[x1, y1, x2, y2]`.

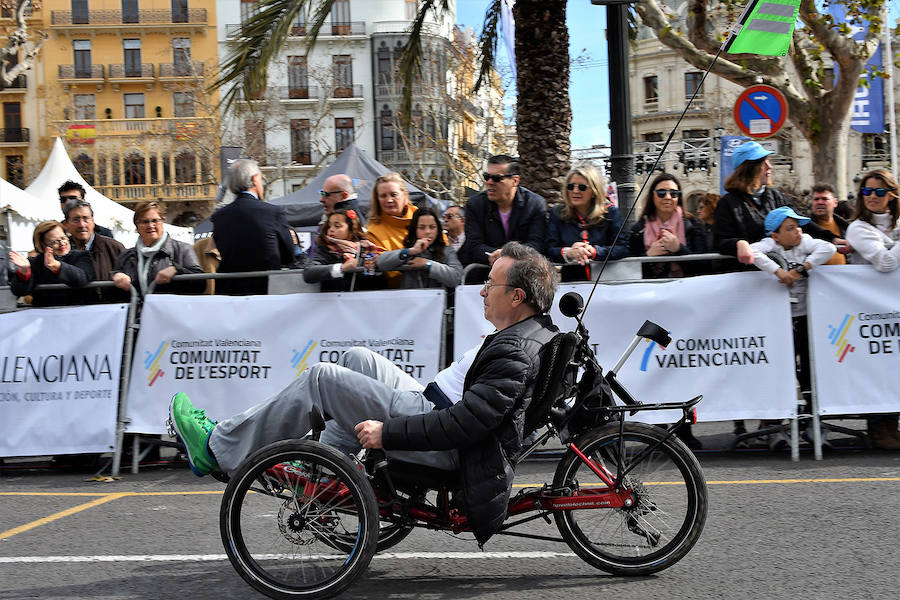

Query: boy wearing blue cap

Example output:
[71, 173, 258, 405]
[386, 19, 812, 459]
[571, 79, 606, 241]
[749, 206, 836, 448]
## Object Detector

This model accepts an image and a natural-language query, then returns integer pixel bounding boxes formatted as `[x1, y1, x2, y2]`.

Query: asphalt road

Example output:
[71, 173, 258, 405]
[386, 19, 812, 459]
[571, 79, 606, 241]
[2, 448, 900, 600]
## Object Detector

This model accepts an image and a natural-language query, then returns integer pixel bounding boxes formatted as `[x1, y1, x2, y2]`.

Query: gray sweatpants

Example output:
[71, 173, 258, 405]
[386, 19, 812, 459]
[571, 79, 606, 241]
[208, 347, 458, 474]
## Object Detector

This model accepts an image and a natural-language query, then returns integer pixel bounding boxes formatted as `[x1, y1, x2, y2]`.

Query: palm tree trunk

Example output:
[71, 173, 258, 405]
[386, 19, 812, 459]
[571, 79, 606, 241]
[513, 0, 571, 206]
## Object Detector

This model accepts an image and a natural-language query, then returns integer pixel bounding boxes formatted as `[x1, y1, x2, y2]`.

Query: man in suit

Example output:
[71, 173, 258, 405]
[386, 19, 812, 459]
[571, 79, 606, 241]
[212, 159, 294, 295]
[457, 155, 547, 269]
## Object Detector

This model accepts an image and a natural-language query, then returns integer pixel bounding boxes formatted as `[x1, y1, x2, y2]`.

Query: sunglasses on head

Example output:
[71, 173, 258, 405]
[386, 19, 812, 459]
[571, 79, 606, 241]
[655, 189, 681, 198]
[483, 173, 515, 183]
[861, 187, 893, 197]
[566, 183, 588, 192]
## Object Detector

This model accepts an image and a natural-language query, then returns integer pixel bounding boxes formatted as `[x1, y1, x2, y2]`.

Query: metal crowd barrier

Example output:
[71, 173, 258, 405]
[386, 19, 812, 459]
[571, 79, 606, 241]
[1, 251, 831, 473]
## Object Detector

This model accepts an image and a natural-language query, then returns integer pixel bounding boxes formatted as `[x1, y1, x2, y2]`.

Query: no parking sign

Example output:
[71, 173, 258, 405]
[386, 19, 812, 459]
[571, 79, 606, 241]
[733, 85, 788, 138]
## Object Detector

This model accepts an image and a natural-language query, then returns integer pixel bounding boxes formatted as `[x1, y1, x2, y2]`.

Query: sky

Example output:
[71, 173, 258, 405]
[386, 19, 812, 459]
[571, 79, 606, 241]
[455, 0, 900, 152]
[455, 0, 611, 151]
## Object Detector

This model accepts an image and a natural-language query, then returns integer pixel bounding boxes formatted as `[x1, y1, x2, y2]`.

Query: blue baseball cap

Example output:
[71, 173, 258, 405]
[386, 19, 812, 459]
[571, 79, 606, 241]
[765, 206, 809, 235]
[731, 141, 774, 168]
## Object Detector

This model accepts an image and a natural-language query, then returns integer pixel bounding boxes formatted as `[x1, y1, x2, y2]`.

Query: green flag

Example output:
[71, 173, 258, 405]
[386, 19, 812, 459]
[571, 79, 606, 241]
[724, 0, 801, 56]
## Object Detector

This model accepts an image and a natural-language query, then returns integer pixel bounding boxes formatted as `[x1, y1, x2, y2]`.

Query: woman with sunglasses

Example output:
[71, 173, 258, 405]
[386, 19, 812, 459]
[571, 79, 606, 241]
[7, 220, 95, 307]
[628, 173, 707, 279]
[845, 169, 900, 450]
[545, 164, 628, 281]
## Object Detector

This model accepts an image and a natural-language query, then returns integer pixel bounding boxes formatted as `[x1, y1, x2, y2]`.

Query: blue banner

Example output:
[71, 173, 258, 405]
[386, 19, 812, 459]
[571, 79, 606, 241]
[830, 4, 885, 134]
[719, 135, 749, 196]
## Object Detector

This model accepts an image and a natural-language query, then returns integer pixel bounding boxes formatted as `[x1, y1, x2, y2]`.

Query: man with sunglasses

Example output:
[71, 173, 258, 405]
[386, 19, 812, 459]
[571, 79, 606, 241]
[168, 242, 559, 544]
[58, 181, 114, 238]
[458, 155, 547, 270]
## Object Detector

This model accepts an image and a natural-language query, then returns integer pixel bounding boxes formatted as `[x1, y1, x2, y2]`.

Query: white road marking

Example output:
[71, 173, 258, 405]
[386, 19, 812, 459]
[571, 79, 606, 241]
[0, 551, 576, 564]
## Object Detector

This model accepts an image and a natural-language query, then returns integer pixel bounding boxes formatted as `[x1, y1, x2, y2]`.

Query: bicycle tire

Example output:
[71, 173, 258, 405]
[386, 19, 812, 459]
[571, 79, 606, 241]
[220, 440, 379, 600]
[553, 422, 707, 576]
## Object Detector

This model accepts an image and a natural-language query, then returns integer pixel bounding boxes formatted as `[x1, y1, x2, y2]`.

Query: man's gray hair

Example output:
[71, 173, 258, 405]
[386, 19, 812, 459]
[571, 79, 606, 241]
[63, 199, 93, 220]
[226, 159, 262, 194]
[500, 242, 559, 313]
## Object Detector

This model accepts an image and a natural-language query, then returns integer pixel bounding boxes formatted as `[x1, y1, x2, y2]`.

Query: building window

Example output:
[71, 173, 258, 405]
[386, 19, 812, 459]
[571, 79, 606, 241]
[292, 7, 307, 35]
[240, 0, 257, 23]
[74, 153, 94, 185]
[405, 0, 418, 20]
[682, 129, 709, 139]
[124, 93, 145, 118]
[684, 72, 703, 99]
[288, 56, 309, 98]
[173, 38, 192, 75]
[380, 107, 394, 151]
[123, 39, 142, 77]
[643, 76, 658, 103]
[73, 40, 92, 78]
[331, 0, 350, 34]
[74, 94, 96, 119]
[175, 152, 196, 183]
[643, 132, 663, 142]
[335, 117, 354, 152]
[4, 101, 22, 131]
[122, 0, 139, 23]
[72, 0, 88, 24]
[5, 155, 24, 187]
[124, 153, 146, 185]
[332, 55, 352, 97]
[173, 92, 195, 117]
[171, 0, 188, 23]
[377, 44, 392, 85]
[290, 119, 311, 164]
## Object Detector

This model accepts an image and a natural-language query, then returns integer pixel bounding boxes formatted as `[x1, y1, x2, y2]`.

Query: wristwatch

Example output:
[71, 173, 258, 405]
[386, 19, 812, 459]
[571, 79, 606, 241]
[399, 248, 411, 262]
[793, 263, 809, 277]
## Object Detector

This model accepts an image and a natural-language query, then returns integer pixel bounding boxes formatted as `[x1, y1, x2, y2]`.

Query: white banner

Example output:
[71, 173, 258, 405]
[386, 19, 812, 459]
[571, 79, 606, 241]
[126, 290, 445, 434]
[455, 272, 797, 422]
[808, 265, 900, 415]
[0, 304, 127, 457]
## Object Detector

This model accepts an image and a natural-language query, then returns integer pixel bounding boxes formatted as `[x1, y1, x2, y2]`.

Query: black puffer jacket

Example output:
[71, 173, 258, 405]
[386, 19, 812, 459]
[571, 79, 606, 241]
[382, 313, 559, 544]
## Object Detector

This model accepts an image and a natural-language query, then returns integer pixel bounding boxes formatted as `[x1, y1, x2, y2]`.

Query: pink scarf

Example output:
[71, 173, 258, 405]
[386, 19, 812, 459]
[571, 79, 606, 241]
[643, 205, 686, 250]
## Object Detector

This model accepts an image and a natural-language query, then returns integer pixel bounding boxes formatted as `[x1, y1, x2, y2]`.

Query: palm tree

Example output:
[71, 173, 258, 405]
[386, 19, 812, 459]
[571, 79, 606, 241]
[215, 0, 572, 204]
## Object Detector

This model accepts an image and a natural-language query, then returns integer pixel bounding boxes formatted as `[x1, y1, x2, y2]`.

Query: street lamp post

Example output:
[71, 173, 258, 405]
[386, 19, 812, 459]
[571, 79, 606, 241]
[591, 0, 637, 226]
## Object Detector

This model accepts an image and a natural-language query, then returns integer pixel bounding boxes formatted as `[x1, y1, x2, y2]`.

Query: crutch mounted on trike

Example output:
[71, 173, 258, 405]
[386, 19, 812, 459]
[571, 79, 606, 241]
[216, 291, 708, 600]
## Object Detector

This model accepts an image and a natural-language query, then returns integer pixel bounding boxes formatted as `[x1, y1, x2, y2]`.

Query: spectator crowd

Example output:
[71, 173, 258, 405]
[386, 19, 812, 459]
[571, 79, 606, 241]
[4, 145, 900, 450]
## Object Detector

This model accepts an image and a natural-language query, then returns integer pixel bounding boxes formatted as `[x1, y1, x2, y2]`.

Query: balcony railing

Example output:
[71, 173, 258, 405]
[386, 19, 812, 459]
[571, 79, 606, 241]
[51, 8, 207, 25]
[96, 183, 216, 202]
[55, 117, 213, 137]
[58, 64, 105, 79]
[1, 75, 26, 89]
[277, 85, 321, 100]
[330, 84, 363, 99]
[375, 83, 443, 98]
[0, 128, 29, 143]
[372, 21, 440, 35]
[329, 21, 365, 35]
[158, 62, 205, 77]
[108, 63, 155, 78]
[227, 20, 364, 38]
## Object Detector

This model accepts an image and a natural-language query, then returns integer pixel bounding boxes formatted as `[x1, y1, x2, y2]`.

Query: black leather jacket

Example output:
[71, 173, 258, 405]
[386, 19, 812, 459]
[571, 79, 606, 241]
[382, 313, 559, 543]
[458, 187, 547, 265]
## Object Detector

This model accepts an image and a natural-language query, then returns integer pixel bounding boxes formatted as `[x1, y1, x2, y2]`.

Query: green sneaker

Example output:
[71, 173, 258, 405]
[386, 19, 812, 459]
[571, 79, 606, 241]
[167, 392, 219, 477]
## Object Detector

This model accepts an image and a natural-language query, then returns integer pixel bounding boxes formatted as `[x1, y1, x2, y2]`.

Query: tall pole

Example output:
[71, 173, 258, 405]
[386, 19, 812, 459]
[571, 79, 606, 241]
[884, 4, 898, 181]
[602, 1, 636, 226]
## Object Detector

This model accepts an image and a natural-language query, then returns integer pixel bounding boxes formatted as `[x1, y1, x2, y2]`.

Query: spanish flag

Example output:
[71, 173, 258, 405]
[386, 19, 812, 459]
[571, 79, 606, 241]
[66, 124, 96, 145]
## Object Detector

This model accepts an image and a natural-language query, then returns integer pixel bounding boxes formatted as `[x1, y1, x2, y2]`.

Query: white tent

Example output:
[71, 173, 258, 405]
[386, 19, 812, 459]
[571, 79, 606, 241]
[0, 177, 61, 252]
[23, 138, 192, 247]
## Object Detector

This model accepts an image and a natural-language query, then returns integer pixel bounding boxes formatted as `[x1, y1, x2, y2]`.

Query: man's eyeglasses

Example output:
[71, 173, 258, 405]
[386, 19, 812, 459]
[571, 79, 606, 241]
[483, 173, 515, 183]
[655, 189, 681, 198]
[566, 183, 588, 192]
[319, 189, 343, 198]
[59, 195, 81, 202]
[137, 218, 164, 226]
[861, 187, 893, 197]
[482, 280, 515, 293]
[45, 237, 69, 248]
[443, 212, 460, 220]
[67, 215, 93, 224]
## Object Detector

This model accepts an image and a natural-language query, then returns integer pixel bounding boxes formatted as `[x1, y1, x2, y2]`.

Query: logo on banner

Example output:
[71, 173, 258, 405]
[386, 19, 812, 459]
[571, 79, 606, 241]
[291, 340, 318, 376]
[827, 314, 856, 363]
[145, 341, 169, 386]
[639, 335, 769, 371]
